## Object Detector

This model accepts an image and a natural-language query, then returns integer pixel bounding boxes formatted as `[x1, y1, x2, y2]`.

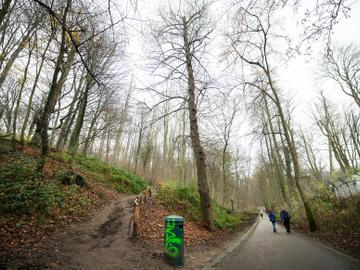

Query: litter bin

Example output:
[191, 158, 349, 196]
[164, 215, 184, 267]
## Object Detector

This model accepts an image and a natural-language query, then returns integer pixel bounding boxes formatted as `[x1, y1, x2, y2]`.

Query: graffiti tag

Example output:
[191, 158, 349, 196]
[165, 221, 182, 258]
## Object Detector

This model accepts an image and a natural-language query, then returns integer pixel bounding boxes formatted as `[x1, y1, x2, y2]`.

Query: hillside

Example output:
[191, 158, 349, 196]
[0, 139, 257, 269]
[0, 139, 149, 265]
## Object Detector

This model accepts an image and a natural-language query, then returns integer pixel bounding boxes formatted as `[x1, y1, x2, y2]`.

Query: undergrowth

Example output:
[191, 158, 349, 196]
[53, 151, 149, 194]
[0, 152, 93, 218]
[292, 193, 360, 234]
[156, 181, 253, 229]
[0, 139, 149, 218]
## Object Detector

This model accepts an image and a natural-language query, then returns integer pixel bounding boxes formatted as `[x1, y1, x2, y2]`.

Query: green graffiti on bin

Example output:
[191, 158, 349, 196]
[165, 221, 182, 258]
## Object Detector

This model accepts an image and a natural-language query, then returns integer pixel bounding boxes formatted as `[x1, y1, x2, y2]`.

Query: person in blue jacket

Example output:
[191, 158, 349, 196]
[280, 210, 291, 233]
[268, 211, 277, 232]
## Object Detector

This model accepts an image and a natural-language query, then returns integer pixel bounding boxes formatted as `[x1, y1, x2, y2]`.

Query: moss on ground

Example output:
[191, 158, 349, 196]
[156, 181, 254, 229]
[0, 139, 149, 218]
[53, 152, 149, 194]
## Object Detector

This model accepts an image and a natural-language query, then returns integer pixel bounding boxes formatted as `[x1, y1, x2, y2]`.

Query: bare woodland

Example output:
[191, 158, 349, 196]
[0, 0, 359, 231]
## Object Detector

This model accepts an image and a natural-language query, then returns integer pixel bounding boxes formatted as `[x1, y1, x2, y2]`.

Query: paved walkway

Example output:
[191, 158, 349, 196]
[213, 216, 359, 270]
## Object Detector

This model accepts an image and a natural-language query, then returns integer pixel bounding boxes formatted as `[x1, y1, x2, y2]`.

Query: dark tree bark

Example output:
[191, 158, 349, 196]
[12, 40, 33, 141]
[0, 0, 12, 28]
[56, 72, 84, 150]
[36, 0, 72, 171]
[20, 30, 54, 144]
[182, 16, 213, 230]
[68, 75, 91, 155]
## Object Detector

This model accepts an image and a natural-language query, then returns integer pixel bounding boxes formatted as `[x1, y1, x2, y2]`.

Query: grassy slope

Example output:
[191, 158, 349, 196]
[0, 139, 149, 219]
[0, 139, 149, 263]
[292, 193, 360, 256]
[156, 181, 254, 229]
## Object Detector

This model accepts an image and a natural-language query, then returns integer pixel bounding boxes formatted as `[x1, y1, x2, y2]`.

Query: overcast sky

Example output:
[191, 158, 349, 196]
[278, 0, 360, 124]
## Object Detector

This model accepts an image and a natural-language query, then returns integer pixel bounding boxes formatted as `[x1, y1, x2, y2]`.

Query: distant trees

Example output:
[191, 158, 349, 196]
[225, 0, 318, 231]
[0, 0, 358, 233]
[0, 0, 128, 168]
[314, 93, 360, 172]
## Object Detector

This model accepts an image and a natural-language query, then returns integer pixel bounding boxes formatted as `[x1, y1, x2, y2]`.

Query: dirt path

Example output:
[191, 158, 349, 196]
[4, 194, 257, 270]
[47, 199, 258, 270]
[35, 195, 168, 270]
[2, 194, 169, 270]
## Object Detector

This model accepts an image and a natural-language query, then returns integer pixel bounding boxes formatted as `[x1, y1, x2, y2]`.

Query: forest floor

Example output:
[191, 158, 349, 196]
[0, 140, 257, 269]
[1, 192, 257, 270]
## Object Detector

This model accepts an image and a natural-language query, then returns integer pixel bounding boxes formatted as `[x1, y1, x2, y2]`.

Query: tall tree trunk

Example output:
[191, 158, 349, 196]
[0, 24, 36, 88]
[20, 31, 54, 144]
[105, 123, 112, 162]
[113, 87, 131, 161]
[32, 36, 76, 146]
[123, 129, 133, 167]
[179, 110, 187, 185]
[81, 100, 102, 156]
[267, 75, 317, 231]
[162, 98, 169, 178]
[133, 118, 144, 174]
[12, 40, 33, 141]
[50, 98, 61, 146]
[182, 16, 213, 230]
[263, 96, 290, 208]
[264, 130, 283, 206]
[36, 0, 72, 171]
[68, 75, 91, 155]
[81, 115, 96, 156]
[222, 142, 228, 206]
[56, 72, 84, 150]
[98, 128, 106, 158]
[0, 0, 12, 28]
[328, 135, 334, 173]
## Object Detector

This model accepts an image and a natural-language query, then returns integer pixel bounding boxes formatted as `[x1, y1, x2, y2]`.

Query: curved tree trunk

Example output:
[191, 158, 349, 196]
[68, 75, 91, 155]
[36, 0, 72, 171]
[12, 40, 33, 141]
[20, 31, 54, 144]
[267, 73, 317, 232]
[182, 16, 213, 230]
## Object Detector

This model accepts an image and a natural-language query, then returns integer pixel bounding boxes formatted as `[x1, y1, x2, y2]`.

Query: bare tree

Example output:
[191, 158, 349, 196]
[314, 93, 352, 172]
[321, 43, 360, 108]
[148, 0, 214, 229]
[35, 0, 73, 170]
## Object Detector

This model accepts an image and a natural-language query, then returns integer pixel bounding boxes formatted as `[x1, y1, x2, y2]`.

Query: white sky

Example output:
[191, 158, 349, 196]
[277, 0, 360, 123]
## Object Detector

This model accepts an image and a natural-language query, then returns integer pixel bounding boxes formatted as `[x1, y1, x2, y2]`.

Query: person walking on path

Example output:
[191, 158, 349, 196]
[268, 211, 277, 232]
[260, 209, 263, 219]
[280, 210, 291, 233]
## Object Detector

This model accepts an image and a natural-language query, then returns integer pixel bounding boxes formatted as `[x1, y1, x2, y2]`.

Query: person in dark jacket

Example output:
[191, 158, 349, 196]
[280, 210, 291, 233]
[268, 211, 277, 232]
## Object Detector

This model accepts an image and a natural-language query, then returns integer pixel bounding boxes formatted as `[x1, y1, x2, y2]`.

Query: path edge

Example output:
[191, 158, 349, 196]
[202, 216, 260, 270]
[293, 231, 359, 263]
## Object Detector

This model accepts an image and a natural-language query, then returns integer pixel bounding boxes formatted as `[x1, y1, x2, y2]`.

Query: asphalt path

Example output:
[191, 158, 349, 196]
[213, 216, 359, 270]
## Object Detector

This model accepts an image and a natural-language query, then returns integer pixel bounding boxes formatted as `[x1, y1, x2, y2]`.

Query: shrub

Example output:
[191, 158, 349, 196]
[0, 159, 61, 215]
[0, 140, 13, 155]
[0, 142, 149, 219]
[71, 155, 149, 194]
[156, 181, 250, 229]
[292, 193, 360, 234]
